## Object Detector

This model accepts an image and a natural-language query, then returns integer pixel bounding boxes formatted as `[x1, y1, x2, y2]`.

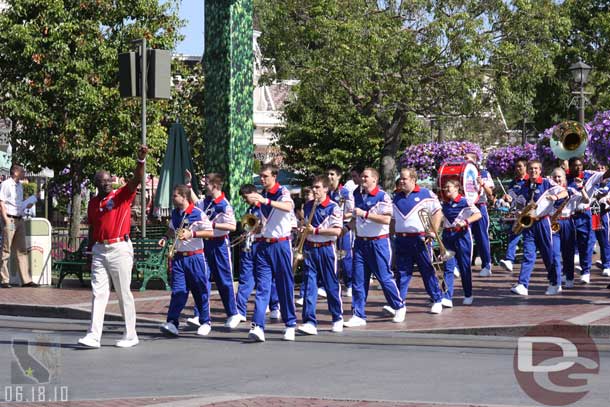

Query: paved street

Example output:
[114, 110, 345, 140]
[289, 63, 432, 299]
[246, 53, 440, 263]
[1, 316, 609, 407]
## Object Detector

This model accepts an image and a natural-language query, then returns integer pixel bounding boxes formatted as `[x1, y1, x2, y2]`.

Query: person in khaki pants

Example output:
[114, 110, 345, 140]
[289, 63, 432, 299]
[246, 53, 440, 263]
[0, 164, 37, 288]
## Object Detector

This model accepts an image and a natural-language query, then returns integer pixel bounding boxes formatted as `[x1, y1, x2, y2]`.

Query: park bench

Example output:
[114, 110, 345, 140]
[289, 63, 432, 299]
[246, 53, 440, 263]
[54, 238, 90, 288]
[133, 238, 170, 291]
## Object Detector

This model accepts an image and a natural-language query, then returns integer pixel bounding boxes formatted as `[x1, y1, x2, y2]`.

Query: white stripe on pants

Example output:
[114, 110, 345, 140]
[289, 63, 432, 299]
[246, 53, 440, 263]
[88, 241, 136, 340]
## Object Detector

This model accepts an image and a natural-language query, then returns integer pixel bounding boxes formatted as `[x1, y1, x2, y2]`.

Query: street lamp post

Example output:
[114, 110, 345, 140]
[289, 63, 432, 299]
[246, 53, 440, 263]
[569, 57, 592, 127]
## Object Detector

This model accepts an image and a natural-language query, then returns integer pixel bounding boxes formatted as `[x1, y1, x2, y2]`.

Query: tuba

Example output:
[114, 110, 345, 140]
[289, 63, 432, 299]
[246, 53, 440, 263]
[418, 208, 454, 293]
[550, 121, 588, 160]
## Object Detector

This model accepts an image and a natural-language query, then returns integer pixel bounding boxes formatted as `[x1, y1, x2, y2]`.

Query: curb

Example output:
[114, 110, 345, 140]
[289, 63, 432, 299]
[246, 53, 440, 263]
[0, 303, 162, 324]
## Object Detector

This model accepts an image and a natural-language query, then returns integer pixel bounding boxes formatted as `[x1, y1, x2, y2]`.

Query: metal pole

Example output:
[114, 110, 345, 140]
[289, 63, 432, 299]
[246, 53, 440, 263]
[579, 82, 585, 127]
[140, 38, 147, 238]
[522, 117, 526, 146]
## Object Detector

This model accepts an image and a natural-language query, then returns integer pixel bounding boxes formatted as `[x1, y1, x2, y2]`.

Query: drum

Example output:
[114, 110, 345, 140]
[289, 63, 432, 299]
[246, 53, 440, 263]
[438, 160, 479, 205]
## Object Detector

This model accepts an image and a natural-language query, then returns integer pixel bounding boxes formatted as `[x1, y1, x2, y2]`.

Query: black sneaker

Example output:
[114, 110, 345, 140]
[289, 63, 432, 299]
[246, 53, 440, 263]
[0, 283, 12, 288]
[22, 282, 39, 288]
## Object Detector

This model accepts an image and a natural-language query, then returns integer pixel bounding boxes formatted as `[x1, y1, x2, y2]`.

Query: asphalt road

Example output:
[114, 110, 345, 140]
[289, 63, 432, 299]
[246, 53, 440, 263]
[1, 316, 609, 406]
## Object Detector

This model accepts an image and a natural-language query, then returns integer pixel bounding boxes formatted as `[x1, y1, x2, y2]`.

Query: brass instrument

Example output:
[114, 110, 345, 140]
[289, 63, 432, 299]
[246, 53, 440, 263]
[512, 201, 538, 234]
[417, 208, 454, 293]
[336, 196, 348, 260]
[292, 199, 319, 273]
[550, 120, 588, 160]
[168, 212, 190, 259]
[550, 196, 571, 233]
[230, 213, 260, 251]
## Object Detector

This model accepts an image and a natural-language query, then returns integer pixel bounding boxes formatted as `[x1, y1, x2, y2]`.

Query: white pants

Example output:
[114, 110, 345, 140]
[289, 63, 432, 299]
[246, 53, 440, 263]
[88, 241, 136, 341]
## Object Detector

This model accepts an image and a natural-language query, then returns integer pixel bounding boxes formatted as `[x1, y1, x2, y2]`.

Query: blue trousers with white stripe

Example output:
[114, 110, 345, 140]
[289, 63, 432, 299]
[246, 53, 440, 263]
[517, 218, 555, 287]
[590, 212, 610, 269]
[442, 229, 473, 299]
[235, 243, 279, 318]
[471, 204, 492, 269]
[167, 254, 210, 327]
[338, 229, 353, 288]
[302, 244, 343, 325]
[573, 212, 593, 275]
[395, 236, 443, 303]
[352, 237, 404, 319]
[204, 238, 238, 317]
[505, 231, 522, 262]
[252, 240, 296, 329]
[551, 219, 574, 285]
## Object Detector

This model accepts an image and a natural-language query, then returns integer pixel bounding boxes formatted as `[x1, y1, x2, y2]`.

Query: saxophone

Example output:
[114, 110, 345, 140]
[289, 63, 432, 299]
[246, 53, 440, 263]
[550, 196, 571, 233]
[292, 199, 319, 273]
[512, 183, 538, 235]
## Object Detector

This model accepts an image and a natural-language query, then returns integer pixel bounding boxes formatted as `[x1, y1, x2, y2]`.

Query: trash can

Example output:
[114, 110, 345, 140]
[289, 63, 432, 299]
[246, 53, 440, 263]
[9, 217, 53, 286]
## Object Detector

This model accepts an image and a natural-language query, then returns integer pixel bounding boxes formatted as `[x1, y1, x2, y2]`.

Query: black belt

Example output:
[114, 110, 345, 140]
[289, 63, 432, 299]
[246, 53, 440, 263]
[7, 214, 22, 220]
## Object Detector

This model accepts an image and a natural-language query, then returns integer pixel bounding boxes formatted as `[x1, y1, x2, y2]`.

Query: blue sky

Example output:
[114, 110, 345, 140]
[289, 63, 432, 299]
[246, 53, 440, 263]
[173, 1, 204, 56]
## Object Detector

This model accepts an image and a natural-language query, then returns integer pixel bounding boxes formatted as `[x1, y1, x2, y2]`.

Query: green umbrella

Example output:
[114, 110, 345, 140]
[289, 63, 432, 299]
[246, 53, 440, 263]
[154, 122, 199, 217]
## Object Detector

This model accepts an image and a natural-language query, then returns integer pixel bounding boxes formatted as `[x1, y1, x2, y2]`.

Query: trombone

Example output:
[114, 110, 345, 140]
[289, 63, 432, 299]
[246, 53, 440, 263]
[417, 208, 454, 293]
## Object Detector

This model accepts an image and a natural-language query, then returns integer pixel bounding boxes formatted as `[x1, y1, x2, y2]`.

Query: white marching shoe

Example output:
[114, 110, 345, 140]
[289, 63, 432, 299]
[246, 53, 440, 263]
[430, 302, 443, 314]
[197, 323, 212, 336]
[344, 315, 367, 327]
[283, 327, 296, 341]
[392, 306, 406, 323]
[602, 268, 610, 277]
[269, 309, 282, 320]
[545, 285, 562, 295]
[77, 334, 100, 349]
[499, 259, 513, 272]
[115, 336, 139, 348]
[248, 324, 265, 342]
[511, 283, 528, 296]
[297, 322, 318, 335]
[186, 316, 201, 327]
[580, 273, 591, 284]
[225, 314, 242, 329]
[331, 319, 344, 333]
[441, 298, 453, 308]
[479, 267, 492, 277]
[382, 305, 396, 316]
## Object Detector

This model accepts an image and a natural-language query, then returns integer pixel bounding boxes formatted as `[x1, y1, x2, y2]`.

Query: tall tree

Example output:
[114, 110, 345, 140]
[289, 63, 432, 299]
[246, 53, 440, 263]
[0, 0, 182, 241]
[255, 0, 565, 188]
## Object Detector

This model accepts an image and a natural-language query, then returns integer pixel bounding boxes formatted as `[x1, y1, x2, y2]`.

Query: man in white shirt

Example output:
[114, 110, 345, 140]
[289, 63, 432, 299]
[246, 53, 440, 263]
[0, 164, 36, 288]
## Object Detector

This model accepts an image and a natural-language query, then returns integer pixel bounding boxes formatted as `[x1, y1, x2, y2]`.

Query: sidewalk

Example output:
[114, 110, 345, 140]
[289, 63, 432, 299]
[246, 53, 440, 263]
[1, 260, 610, 337]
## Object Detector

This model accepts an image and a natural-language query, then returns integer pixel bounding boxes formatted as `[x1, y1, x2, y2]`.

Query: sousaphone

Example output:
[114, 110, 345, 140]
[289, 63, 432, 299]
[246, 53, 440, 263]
[550, 120, 588, 160]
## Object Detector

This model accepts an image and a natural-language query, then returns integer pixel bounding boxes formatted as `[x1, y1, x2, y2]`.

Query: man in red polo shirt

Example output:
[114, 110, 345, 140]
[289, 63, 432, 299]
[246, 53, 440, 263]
[78, 145, 148, 349]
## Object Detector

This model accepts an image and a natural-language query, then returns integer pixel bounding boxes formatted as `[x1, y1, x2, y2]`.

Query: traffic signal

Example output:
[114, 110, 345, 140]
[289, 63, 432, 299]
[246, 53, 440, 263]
[118, 49, 171, 99]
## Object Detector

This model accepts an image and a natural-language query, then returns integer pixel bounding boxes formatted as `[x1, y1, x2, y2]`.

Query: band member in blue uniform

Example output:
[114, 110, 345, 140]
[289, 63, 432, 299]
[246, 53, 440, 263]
[327, 165, 354, 297]
[465, 153, 494, 277]
[499, 158, 529, 272]
[511, 160, 564, 295]
[392, 168, 445, 314]
[440, 179, 482, 306]
[234, 184, 280, 321]
[344, 168, 406, 327]
[298, 176, 344, 335]
[195, 173, 242, 329]
[158, 185, 214, 337]
[590, 164, 610, 277]
[245, 164, 297, 342]
[567, 158, 595, 284]
[549, 168, 574, 294]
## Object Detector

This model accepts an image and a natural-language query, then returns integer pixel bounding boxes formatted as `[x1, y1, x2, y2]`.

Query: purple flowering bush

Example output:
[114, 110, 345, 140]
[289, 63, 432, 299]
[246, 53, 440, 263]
[485, 144, 538, 178]
[586, 110, 610, 165]
[400, 141, 482, 179]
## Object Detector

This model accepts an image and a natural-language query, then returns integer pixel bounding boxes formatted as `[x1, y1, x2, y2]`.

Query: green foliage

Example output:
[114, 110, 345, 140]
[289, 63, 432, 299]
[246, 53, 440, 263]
[22, 182, 37, 197]
[0, 0, 183, 179]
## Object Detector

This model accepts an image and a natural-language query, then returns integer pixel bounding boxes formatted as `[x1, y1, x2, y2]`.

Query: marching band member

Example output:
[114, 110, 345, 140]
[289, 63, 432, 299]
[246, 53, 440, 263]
[327, 165, 354, 297]
[245, 164, 297, 342]
[298, 176, 344, 335]
[197, 173, 241, 329]
[344, 168, 406, 327]
[234, 184, 281, 322]
[465, 153, 494, 277]
[590, 164, 610, 277]
[567, 158, 595, 283]
[511, 160, 564, 295]
[549, 168, 574, 293]
[440, 179, 482, 306]
[392, 168, 444, 314]
[159, 185, 214, 337]
[499, 158, 529, 272]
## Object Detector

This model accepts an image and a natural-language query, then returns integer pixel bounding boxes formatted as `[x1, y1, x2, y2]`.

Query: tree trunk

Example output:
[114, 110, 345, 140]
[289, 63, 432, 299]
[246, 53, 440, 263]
[68, 172, 83, 251]
[379, 110, 408, 191]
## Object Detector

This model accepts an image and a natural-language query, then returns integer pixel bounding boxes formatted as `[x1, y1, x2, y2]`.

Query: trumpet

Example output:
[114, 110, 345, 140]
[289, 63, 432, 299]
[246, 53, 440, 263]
[418, 208, 453, 293]
[230, 213, 260, 251]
